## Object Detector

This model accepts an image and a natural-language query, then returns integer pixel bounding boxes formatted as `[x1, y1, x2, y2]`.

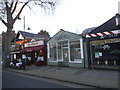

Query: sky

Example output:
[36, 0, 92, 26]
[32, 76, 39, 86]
[0, 0, 120, 36]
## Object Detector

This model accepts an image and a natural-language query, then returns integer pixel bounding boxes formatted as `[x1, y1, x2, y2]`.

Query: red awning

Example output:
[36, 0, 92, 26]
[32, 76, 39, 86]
[23, 46, 44, 52]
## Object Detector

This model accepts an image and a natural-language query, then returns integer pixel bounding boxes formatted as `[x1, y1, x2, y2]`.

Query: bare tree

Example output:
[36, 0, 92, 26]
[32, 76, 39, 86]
[0, 0, 59, 68]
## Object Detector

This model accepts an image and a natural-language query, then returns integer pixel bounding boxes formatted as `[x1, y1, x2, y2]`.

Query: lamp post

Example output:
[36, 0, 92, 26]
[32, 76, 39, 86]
[22, 16, 30, 70]
[23, 16, 26, 61]
[23, 16, 30, 52]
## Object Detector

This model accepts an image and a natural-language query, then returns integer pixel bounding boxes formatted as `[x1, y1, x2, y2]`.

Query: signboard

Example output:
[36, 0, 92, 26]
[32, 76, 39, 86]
[25, 40, 44, 47]
[91, 38, 120, 45]
[95, 52, 102, 58]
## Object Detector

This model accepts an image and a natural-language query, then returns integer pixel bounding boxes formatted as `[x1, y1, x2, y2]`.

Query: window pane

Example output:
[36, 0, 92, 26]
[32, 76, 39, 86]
[58, 44, 62, 60]
[50, 43, 56, 61]
[70, 41, 81, 61]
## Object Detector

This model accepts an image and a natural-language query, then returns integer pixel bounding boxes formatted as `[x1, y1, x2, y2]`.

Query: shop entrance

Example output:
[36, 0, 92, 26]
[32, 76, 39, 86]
[25, 51, 38, 65]
[63, 47, 69, 66]
[57, 40, 69, 66]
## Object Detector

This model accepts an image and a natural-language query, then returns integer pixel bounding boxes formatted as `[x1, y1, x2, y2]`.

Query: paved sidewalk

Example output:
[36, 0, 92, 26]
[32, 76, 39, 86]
[4, 65, 118, 88]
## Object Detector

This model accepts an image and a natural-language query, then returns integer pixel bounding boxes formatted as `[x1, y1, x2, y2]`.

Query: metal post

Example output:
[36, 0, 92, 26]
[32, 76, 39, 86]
[23, 16, 25, 52]
[23, 16, 26, 70]
[23, 16, 25, 33]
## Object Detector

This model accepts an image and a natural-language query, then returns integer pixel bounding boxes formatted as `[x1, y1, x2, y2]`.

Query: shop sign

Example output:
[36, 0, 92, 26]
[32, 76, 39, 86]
[25, 40, 44, 47]
[105, 38, 119, 43]
[91, 38, 119, 45]
[100, 34, 118, 39]
[56, 35, 70, 40]
[94, 45, 110, 50]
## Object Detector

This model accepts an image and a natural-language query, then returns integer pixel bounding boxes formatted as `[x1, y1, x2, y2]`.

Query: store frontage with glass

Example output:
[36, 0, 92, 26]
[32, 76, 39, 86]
[47, 29, 87, 68]
[84, 14, 120, 70]
[84, 31, 120, 70]
[89, 37, 120, 70]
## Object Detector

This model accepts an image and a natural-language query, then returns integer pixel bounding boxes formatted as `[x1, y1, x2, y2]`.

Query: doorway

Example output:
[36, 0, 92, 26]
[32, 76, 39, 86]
[63, 46, 69, 66]
[57, 40, 69, 66]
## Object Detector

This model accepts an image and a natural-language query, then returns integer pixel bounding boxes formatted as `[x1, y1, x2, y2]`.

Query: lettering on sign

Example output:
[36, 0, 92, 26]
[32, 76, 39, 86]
[25, 40, 44, 47]
[56, 35, 70, 40]
[100, 34, 118, 39]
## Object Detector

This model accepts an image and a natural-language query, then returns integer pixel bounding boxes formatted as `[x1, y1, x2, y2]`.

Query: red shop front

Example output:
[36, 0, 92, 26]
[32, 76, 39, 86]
[22, 41, 47, 66]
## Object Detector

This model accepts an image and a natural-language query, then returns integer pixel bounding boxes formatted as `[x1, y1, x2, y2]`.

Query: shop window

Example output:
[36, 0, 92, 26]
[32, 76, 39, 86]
[34, 52, 38, 58]
[70, 41, 81, 62]
[50, 43, 57, 61]
[27, 57, 31, 60]
[92, 42, 120, 66]
[37, 56, 44, 61]
[58, 43, 62, 61]
[14, 54, 16, 59]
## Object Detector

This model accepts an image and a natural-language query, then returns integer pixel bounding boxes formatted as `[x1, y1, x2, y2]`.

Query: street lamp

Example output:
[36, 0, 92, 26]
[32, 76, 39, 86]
[22, 16, 30, 70]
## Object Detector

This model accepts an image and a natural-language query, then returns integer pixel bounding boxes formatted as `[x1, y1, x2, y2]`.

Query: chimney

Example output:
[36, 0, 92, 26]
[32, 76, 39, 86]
[115, 13, 120, 26]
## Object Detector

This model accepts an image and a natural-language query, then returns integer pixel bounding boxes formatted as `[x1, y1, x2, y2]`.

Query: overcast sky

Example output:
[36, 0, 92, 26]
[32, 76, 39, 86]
[0, 0, 120, 36]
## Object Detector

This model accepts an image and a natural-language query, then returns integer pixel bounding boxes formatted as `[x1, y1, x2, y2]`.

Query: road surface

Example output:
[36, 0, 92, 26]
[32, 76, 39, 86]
[2, 71, 73, 88]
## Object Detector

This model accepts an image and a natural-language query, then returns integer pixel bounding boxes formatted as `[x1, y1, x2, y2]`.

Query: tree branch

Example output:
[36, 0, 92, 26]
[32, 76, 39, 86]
[5, 2, 9, 10]
[0, 17, 8, 27]
[13, 2, 29, 22]
[11, 2, 18, 14]
[10, 2, 14, 9]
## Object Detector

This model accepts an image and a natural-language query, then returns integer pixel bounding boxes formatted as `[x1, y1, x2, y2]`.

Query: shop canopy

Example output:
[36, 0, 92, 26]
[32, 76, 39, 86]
[15, 40, 28, 47]
[86, 30, 120, 38]
[16, 40, 28, 44]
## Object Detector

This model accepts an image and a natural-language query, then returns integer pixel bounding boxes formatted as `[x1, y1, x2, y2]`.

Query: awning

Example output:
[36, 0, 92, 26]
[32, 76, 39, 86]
[16, 40, 28, 47]
[86, 30, 120, 38]
[23, 45, 44, 52]
[16, 40, 28, 44]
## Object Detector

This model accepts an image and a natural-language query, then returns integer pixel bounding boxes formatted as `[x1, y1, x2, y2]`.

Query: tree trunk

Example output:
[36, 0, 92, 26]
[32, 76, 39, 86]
[3, 28, 13, 68]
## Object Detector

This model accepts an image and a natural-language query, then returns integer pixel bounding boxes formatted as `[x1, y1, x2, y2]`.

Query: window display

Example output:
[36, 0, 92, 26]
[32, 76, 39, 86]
[50, 43, 57, 61]
[92, 42, 120, 66]
[70, 41, 81, 62]
[58, 43, 62, 61]
[37, 56, 44, 61]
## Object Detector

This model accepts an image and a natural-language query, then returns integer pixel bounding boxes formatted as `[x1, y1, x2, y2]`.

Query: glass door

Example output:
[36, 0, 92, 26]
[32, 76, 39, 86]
[58, 43, 62, 61]
[63, 47, 69, 66]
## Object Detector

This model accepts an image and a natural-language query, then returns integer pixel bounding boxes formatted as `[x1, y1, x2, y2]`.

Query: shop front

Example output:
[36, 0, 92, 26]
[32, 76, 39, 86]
[11, 40, 47, 66]
[89, 37, 120, 70]
[85, 29, 120, 70]
[10, 40, 24, 62]
[47, 29, 87, 68]
[22, 40, 47, 66]
[10, 31, 48, 66]
[84, 14, 120, 70]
